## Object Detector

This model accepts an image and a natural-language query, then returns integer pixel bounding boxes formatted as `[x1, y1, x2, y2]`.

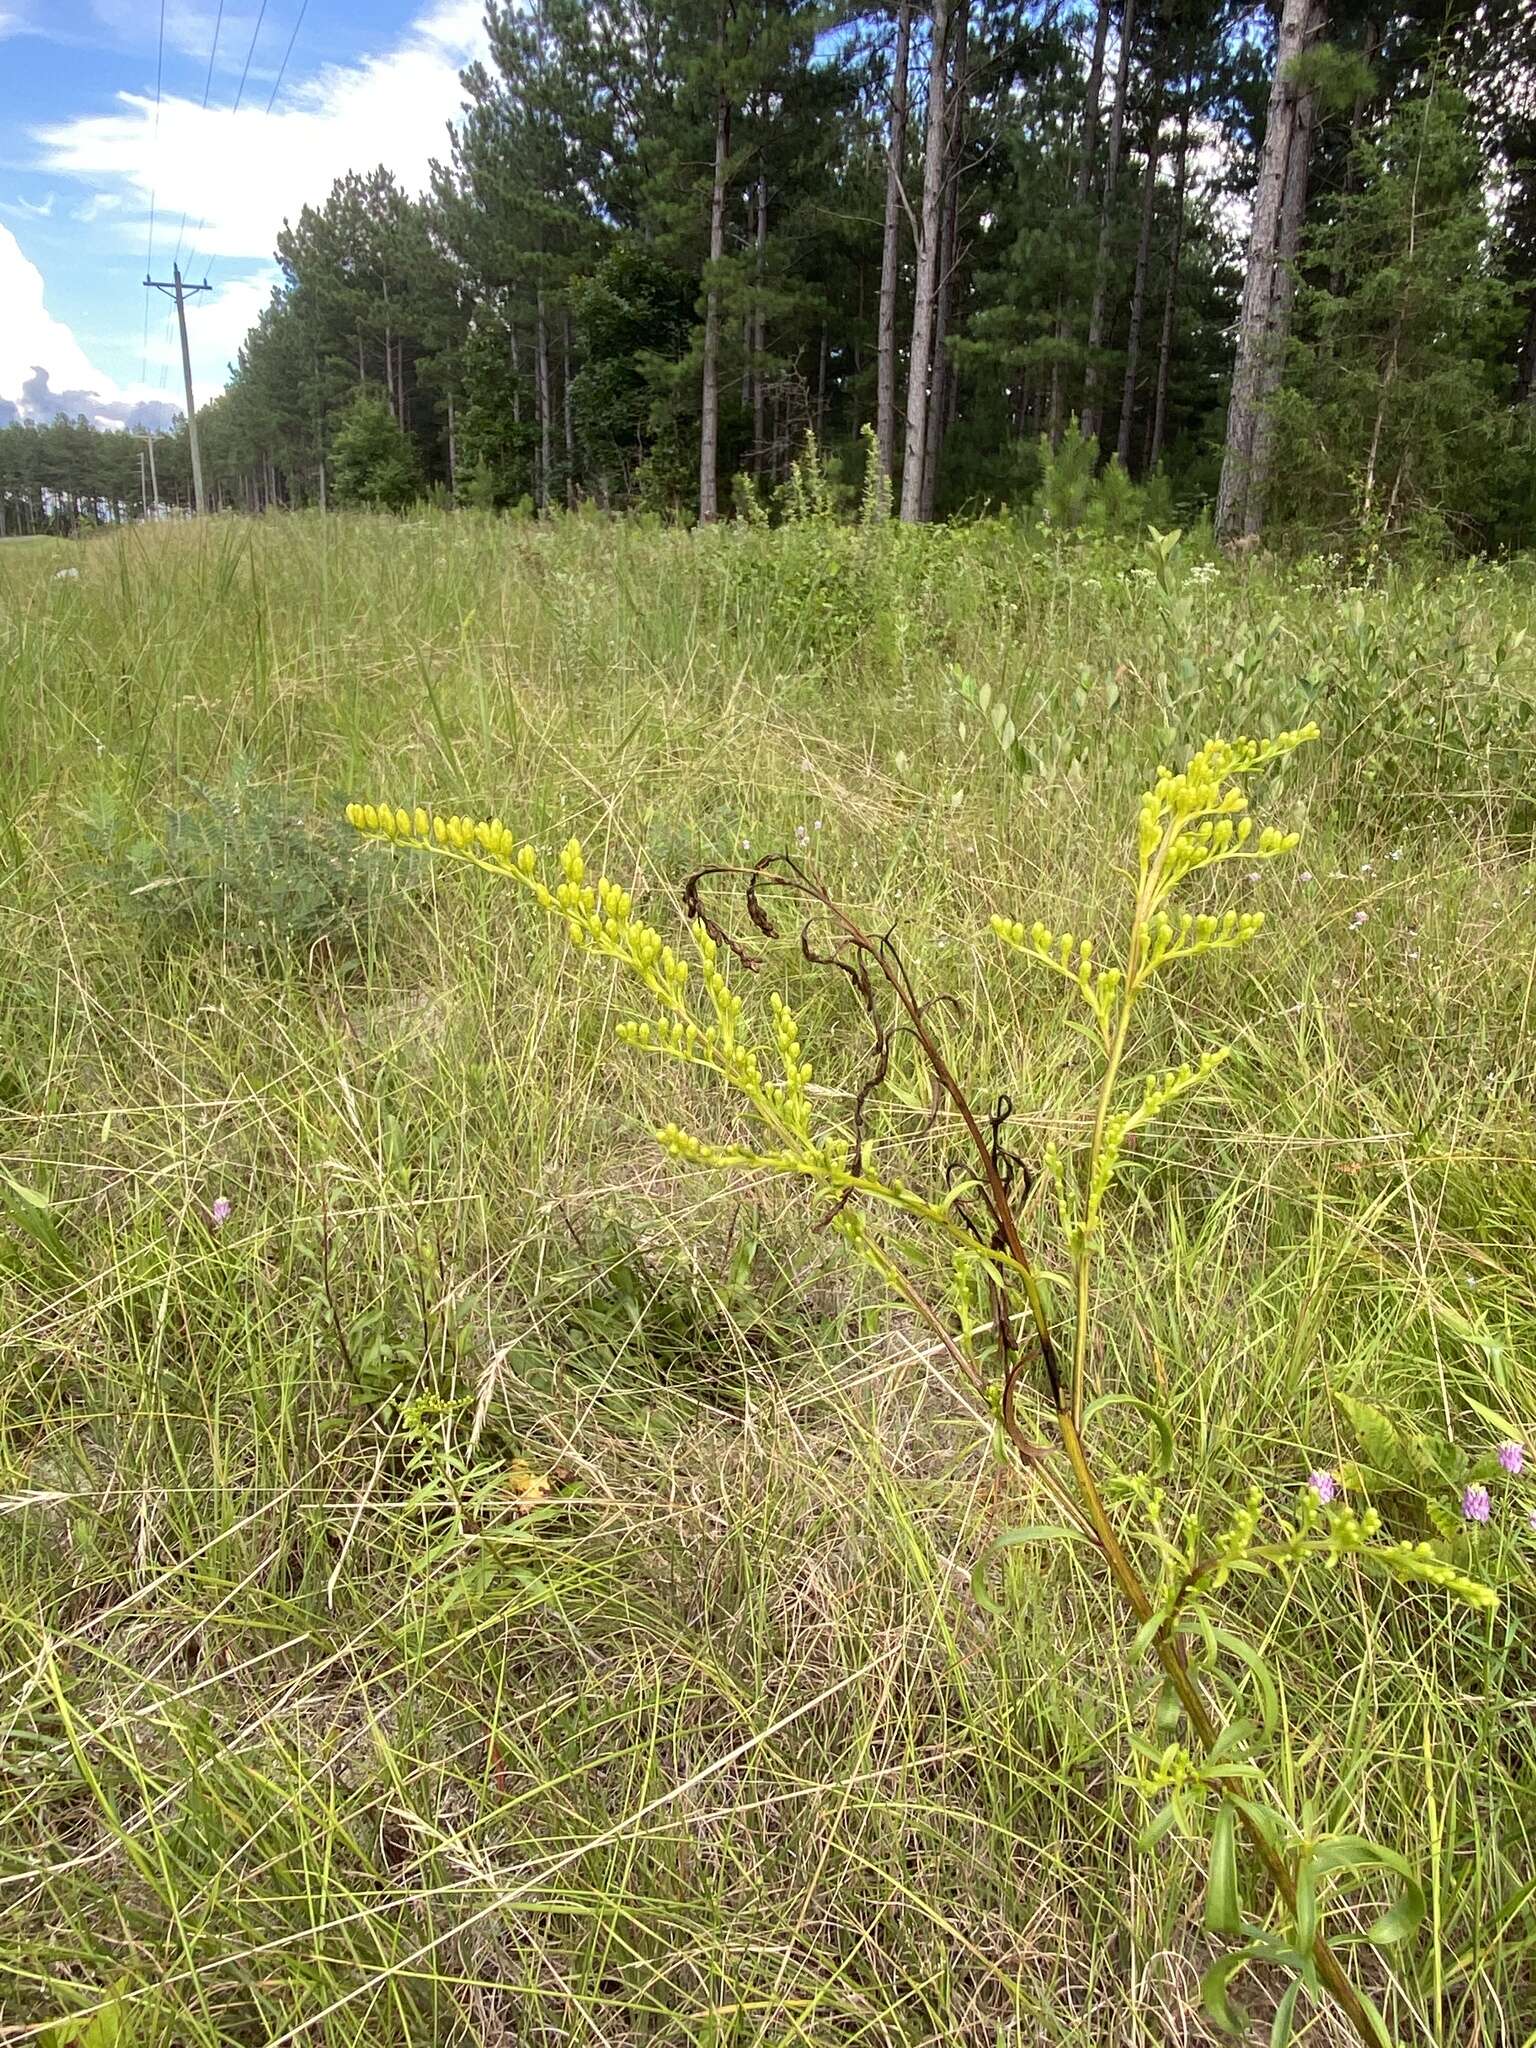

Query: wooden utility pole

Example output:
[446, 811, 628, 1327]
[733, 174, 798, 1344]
[145, 263, 211, 515]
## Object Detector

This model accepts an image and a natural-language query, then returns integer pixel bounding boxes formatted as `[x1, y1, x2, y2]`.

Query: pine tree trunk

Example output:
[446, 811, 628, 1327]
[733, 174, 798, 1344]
[1147, 100, 1191, 474]
[1116, 72, 1164, 470]
[920, 2, 967, 522]
[753, 170, 768, 467]
[877, 0, 913, 483]
[1081, 0, 1136, 443]
[921, 9, 966, 520]
[563, 308, 576, 507]
[1215, 0, 1326, 545]
[535, 289, 552, 516]
[699, 52, 732, 525]
[1243, 75, 1317, 538]
[1052, 0, 1111, 435]
[900, 0, 950, 523]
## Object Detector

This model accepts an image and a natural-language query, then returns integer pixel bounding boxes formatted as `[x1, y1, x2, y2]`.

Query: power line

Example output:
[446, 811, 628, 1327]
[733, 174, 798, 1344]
[200, 0, 271, 287]
[141, 0, 167, 388]
[200, 0, 228, 103]
[171, 0, 227, 272]
[265, 0, 309, 114]
[230, 0, 270, 117]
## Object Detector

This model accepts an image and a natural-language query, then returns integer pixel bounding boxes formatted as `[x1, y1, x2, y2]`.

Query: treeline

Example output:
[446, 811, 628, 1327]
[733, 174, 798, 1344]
[0, 416, 197, 535]
[22, 2, 1536, 550]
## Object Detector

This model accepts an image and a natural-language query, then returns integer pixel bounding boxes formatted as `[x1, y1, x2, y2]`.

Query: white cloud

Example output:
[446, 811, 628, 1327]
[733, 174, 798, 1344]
[35, 0, 485, 270]
[0, 192, 55, 219]
[0, 223, 108, 396]
[0, 223, 178, 428]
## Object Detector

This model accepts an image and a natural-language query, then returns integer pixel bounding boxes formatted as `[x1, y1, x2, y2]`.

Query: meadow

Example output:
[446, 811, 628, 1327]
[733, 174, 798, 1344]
[1, 509, 1534, 2046]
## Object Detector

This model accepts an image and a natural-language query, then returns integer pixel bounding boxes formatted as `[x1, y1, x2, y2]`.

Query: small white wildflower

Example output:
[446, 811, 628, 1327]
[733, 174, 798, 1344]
[1350, 908, 1368, 927]
[1246, 870, 1261, 883]
[951, 792, 964, 809]
[1390, 848, 1402, 862]
[1360, 861, 1374, 876]
[799, 756, 813, 774]
[1299, 869, 1314, 883]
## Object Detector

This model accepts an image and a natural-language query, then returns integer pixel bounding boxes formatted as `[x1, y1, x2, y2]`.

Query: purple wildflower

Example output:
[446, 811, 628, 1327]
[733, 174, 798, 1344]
[210, 1196, 232, 1227]
[1462, 1484, 1491, 1524]
[1496, 1441, 1525, 1476]
[1309, 1470, 1337, 1505]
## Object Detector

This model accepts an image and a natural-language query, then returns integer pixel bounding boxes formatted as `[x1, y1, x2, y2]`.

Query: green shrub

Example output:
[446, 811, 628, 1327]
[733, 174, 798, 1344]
[330, 389, 424, 511]
[90, 764, 413, 966]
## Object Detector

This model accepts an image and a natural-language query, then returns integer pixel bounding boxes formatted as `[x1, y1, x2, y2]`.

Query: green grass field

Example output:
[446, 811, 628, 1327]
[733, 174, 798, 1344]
[1, 511, 1533, 2046]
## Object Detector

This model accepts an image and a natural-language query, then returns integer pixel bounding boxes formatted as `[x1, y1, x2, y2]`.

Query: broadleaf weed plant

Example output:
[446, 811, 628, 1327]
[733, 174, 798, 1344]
[348, 728, 1496, 2047]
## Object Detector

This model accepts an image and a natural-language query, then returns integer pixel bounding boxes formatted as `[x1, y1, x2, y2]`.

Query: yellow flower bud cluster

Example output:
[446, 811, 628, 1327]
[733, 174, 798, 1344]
[697, 933, 747, 1054]
[346, 799, 555, 901]
[768, 991, 813, 1128]
[1144, 906, 1265, 972]
[989, 915, 1123, 1041]
[1135, 725, 1317, 888]
[852, 1164, 956, 1233]
[1085, 1049, 1229, 1236]
[1375, 1539, 1498, 1611]
[616, 1015, 706, 1060]
[1160, 1477, 1497, 1625]
[1135, 1742, 1200, 1798]
[1201, 1485, 1265, 1592]
[655, 1124, 768, 1172]
[1040, 1140, 1077, 1243]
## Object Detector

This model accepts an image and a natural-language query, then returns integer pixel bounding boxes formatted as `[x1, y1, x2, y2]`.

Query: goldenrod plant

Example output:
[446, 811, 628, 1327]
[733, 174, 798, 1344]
[349, 728, 1500, 2047]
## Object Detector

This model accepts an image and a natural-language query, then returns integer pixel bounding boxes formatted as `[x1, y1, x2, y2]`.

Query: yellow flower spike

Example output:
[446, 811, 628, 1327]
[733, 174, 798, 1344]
[395, 807, 411, 840]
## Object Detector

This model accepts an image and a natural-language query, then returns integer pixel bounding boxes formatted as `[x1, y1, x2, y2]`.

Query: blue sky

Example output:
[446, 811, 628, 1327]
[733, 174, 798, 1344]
[1, 0, 486, 428]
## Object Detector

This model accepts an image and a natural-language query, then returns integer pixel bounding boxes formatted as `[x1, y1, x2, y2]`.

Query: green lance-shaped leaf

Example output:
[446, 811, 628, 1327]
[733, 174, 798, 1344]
[1309, 1835, 1426, 1947]
[1204, 1800, 1243, 1936]
[1085, 1391, 1175, 1478]
[969, 1523, 1092, 1619]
